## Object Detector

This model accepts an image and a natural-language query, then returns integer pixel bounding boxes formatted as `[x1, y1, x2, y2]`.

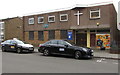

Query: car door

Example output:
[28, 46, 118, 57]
[3, 40, 11, 51]
[9, 40, 17, 51]
[58, 40, 74, 55]
[49, 40, 59, 54]
[65, 45, 74, 55]
[57, 40, 67, 54]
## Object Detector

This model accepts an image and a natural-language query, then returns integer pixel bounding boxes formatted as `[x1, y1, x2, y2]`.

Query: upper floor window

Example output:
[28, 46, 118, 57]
[0, 22, 4, 29]
[28, 17, 34, 24]
[48, 16, 55, 23]
[1, 35, 4, 39]
[90, 9, 100, 19]
[60, 14, 68, 21]
[38, 16, 44, 24]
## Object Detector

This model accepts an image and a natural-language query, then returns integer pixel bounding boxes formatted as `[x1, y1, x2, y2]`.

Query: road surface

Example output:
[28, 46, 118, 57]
[1, 49, 118, 73]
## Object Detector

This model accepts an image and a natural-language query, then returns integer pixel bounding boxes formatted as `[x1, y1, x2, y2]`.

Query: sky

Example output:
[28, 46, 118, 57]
[0, 0, 119, 19]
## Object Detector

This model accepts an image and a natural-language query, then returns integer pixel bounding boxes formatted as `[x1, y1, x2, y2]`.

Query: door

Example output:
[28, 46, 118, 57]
[9, 40, 17, 51]
[76, 33, 87, 47]
[58, 40, 73, 55]
[3, 40, 11, 51]
[49, 40, 59, 54]
[57, 40, 67, 54]
[90, 34, 96, 47]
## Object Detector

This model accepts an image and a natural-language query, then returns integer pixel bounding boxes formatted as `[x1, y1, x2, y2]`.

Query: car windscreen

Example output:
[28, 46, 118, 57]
[65, 40, 75, 46]
[15, 40, 24, 44]
[65, 41, 72, 46]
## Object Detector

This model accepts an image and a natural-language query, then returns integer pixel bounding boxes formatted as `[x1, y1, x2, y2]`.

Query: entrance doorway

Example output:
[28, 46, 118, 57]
[76, 33, 87, 47]
[90, 34, 96, 47]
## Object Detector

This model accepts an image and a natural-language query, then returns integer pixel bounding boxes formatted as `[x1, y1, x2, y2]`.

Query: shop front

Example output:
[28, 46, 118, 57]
[75, 29, 110, 49]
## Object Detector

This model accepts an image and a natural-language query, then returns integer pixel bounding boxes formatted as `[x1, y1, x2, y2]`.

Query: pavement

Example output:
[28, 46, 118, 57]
[34, 47, 120, 60]
[93, 49, 120, 60]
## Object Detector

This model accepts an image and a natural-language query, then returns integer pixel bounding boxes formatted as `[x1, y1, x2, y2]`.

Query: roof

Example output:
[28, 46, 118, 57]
[24, 1, 113, 16]
[1, 17, 21, 21]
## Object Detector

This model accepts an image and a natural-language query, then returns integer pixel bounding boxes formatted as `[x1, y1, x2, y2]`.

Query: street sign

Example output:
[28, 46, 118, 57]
[68, 32, 72, 40]
[43, 24, 49, 28]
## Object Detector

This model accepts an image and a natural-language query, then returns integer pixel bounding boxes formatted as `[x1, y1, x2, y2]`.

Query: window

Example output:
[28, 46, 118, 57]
[44, 41, 51, 45]
[4, 40, 11, 44]
[60, 14, 68, 21]
[58, 40, 72, 46]
[58, 40, 67, 45]
[28, 17, 34, 24]
[1, 25, 4, 29]
[38, 31, 44, 41]
[1, 35, 4, 39]
[60, 30, 67, 39]
[10, 41, 17, 44]
[38, 17, 44, 24]
[48, 30, 55, 40]
[0, 22, 4, 29]
[51, 40, 58, 44]
[1, 29, 4, 32]
[48, 16, 55, 22]
[29, 31, 34, 40]
[90, 9, 100, 19]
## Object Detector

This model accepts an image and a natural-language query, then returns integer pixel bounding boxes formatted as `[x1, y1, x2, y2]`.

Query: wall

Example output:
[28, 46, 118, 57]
[23, 4, 117, 49]
[3, 17, 23, 41]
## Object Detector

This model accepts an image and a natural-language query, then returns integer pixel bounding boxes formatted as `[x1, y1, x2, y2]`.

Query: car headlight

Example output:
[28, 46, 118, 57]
[82, 48, 88, 52]
[91, 50, 94, 52]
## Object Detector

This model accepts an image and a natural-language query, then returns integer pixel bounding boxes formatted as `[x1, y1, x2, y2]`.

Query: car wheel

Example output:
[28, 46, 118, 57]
[17, 48, 22, 54]
[75, 51, 82, 59]
[43, 49, 50, 56]
[2, 47, 6, 52]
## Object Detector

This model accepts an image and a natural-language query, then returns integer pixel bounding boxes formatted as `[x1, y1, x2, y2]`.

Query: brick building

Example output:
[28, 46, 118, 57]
[1, 17, 24, 41]
[23, 2, 120, 53]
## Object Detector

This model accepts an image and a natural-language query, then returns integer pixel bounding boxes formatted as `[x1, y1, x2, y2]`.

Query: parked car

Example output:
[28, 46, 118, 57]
[1, 38, 34, 53]
[38, 40, 93, 59]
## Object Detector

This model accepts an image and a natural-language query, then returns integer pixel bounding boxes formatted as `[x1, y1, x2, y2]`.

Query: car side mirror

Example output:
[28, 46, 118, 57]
[65, 45, 69, 47]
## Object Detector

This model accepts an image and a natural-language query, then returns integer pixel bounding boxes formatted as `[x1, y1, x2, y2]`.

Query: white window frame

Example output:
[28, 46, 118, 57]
[28, 17, 34, 24]
[0, 22, 5, 41]
[60, 14, 68, 21]
[90, 9, 100, 19]
[48, 16, 55, 23]
[38, 16, 44, 24]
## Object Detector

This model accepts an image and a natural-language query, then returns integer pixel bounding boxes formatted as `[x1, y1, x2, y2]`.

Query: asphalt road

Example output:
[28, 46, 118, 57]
[1, 49, 118, 73]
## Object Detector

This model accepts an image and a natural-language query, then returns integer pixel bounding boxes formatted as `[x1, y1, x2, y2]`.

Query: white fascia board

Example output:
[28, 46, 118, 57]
[87, 1, 113, 7]
[24, 2, 113, 16]
[24, 7, 73, 16]
[24, 4, 87, 16]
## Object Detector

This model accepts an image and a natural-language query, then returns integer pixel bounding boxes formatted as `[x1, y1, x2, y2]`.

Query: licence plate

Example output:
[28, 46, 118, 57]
[11, 46, 15, 48]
